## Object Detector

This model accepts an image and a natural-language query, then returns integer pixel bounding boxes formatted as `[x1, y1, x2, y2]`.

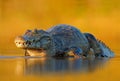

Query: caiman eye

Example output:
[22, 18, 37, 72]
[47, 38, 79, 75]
[33, 39, 35, 42]
[40, 36, 51, 41]
[46, 38, 51, 40]
[29, 39, 35, 42]
[25, 30, 32, 35]
[40, 37, 51, 44]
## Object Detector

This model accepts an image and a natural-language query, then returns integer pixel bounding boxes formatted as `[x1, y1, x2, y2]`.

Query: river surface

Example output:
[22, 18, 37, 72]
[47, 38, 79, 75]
[0, 47, 120, 81]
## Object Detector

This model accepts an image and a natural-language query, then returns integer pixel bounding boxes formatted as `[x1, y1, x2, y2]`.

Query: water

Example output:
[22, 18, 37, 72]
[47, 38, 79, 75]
[0, 49, 120, 81]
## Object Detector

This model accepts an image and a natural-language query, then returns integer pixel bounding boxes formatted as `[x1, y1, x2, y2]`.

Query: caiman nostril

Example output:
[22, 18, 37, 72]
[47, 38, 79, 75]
[26, 40, 29, 45]
[26, 41, 29, 45]
[29, 42, 31, 45]
[23, 42, 25, 45]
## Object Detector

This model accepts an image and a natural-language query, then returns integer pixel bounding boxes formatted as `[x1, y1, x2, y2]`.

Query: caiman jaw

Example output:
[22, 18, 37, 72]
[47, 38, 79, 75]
[14, 36, 28, 49]
[15, 36, 43, 50]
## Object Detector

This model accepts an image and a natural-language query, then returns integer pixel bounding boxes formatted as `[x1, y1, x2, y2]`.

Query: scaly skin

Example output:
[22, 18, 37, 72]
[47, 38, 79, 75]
[15, 24, 114, 57]
[84, 33, 114, 57]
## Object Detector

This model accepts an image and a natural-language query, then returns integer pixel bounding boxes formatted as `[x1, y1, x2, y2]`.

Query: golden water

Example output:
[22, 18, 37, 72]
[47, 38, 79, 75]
[0, 46, 119, 81]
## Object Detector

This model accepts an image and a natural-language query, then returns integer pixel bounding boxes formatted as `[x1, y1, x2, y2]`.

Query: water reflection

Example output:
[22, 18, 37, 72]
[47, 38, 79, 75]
[24, 57, 109, 75]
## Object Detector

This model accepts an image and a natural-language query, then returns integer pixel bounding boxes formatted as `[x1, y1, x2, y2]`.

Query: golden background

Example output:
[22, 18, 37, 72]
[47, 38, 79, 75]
[0, 1, 120, 81]
[0, 0, 120, 53]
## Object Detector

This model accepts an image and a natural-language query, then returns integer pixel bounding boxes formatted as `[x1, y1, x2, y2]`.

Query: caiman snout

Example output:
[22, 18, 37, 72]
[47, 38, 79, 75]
[14, 36, 28, 48]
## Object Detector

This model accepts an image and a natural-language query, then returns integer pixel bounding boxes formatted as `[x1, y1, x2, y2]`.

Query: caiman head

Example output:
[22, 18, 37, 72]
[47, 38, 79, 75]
[14, 29, 52, 52]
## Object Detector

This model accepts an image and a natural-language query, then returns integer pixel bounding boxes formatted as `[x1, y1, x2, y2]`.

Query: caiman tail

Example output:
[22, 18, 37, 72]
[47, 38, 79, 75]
[84, 33, 114, 58]
[97, 40, 114, 57]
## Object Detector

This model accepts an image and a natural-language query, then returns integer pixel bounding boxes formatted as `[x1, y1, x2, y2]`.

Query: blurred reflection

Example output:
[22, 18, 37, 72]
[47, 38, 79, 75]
[24, 57, 109, 75]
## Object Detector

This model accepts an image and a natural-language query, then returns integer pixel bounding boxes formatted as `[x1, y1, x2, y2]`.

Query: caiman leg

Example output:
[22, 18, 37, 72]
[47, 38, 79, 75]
[25, 49, 29, 56]
[65, 47, 83, 57]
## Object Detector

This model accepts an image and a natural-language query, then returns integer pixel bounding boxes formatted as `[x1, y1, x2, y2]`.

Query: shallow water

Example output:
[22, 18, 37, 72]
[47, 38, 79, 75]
[0, 48, 120, 81]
